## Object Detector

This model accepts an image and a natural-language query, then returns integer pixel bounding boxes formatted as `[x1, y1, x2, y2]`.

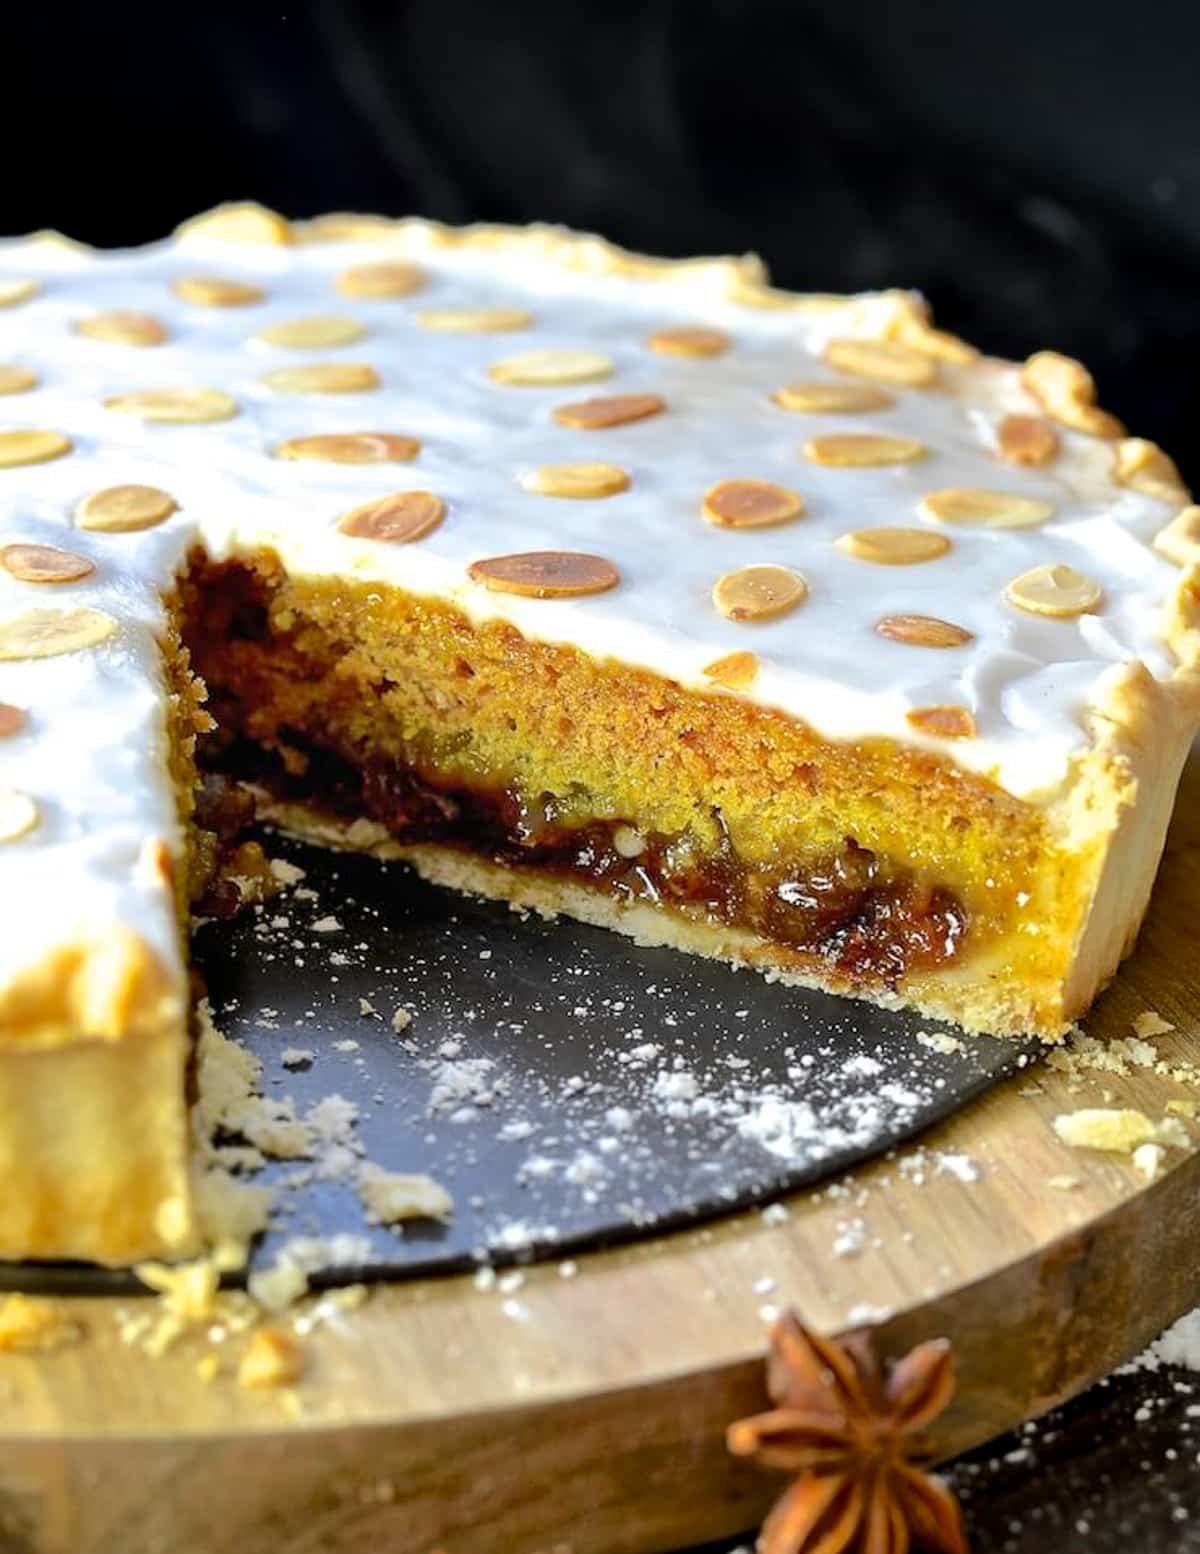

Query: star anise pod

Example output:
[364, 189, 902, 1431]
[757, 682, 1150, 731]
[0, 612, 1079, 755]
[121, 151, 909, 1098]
[727, 1311, 968, 1554]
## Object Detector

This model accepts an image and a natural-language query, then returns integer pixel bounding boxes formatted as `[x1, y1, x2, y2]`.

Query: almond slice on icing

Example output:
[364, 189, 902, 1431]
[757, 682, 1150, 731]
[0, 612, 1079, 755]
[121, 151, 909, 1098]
[338, 492, 446, 544]
[274, 433, 420, 464]
[919, 487, 1053, 529]
[75, 310, 168, 347]
[823, 339, 938, 387]
[803, 433, 926, 467]
[0, 279, 39, 308]
[907, 705, 977, 739]
[1005, 563, 1102, 618]
[1021, 351, 1124, 439]
[416, 307, 533, 332]
[335, 262, 426, 299]
[1, 544, 95, 584]
[702, 478, 804, 529]
[0, 789, 38, 843]
[712, 564, 808, 622]
[104, 387, 239, 422]
[468, 551, 620, 598]
[0, 429, 72, 467]
[520, 463, 631, 499]
[172, 274, 265, 307]
[261, 364, 380, 395]
[702, 650, 760, 689]
[76, 484, 179, 532]
[0, 704, 25, 737]
[771, 381, 894, 414]
[876, 614, 973, 648]
[0, 607, 117, 660]
[552, 393, 666, 430]
[488, 350, 614, 387]
[646, 326, 730, 358]
[0, 366, 38, 396]
[997, 414, 1060, 468]
[836, 527, 951, 565]
[255, 315, 366, 349]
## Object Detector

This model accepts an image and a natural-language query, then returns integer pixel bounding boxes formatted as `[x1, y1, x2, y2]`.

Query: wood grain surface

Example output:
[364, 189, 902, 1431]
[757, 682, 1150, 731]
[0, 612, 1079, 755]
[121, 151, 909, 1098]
[2, 749, 1199, 1554]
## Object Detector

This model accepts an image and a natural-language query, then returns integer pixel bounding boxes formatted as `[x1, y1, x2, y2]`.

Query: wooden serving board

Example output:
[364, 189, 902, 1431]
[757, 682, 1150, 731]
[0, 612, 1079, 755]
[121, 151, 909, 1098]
[2, 749, 1200, 1554]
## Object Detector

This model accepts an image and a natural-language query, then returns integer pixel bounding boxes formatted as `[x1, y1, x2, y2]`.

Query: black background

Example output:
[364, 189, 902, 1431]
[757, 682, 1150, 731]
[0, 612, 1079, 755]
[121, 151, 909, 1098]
[8, 4, 1200, 1547]
[6, 0, 1200, 478]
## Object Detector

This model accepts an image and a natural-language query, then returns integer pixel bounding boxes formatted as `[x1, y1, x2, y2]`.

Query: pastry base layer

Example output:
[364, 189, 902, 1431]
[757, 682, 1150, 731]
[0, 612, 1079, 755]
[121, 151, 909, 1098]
[178, 547, 1117, 1038]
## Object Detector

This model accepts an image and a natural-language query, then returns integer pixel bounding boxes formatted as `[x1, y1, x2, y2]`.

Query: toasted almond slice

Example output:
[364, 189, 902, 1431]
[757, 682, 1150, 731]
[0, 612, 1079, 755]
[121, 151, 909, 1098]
[1112, 437, 1188, 503]
[520, 462, 631, 499]
[261, 363, 380, 395]
[275, 432, 420, 464]
[919, 487, 1053, 529]
[76, 484, 179, 533]
[0, 279, 38, 308]
[75, 309, 168, 347]
[255, 314, 366, 350]
[1, 544, 95, 584]
[771, 381, 894, 414]
[0, 607, 117, 660]
[416, 307, 533, 333]
[0, 366, 38, 396]
[712, 564, 808, 622]
[104, 388, 238, 423]
[646, 326, 730, 358]
[0, 704, 25, 737]
[702, 650, 760, 689]
[489, 349, 613, 387]
[172, 274, 265, 307]
[336, 261, 426, 299]
[338, 491, 446, 544]
[997, 414, 1060, 468]
[1005, 563, 1102, 618]
[175, 203, 293, 245]
[0, 429, 72, 468]
[0, 788, 38, 843]
[876, 614, 973, 648]
[551, 392, 666, 430]
[702, 478, 804, 529]
[907, 705, 977, 739]
[836, 527, 951, 565]
[468, 551, 619, 598]
[823, 338, 937, 387]
[1021, 351, 1124, 439]
[803, 433, 926, 467]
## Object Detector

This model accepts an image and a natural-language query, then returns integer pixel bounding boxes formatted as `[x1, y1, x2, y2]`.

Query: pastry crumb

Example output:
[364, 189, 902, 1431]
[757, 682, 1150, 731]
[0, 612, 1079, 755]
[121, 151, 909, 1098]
[238, 1326, 307, 1389]
[1052, 1107, 1187, 1156]
[915, 1029, 963, 1056]
[1133, 1011, 1175, 1039]
[0, 1294, 82, 1352]
[357, 1164, 454, 1224]
[1133, 1142, 1166, 1181]
[391, 1006, 413, 1033]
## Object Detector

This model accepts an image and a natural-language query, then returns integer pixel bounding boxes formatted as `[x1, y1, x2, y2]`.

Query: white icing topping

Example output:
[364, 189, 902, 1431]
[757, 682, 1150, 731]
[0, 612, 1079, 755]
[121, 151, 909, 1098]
[0, 223, 1190, 1000]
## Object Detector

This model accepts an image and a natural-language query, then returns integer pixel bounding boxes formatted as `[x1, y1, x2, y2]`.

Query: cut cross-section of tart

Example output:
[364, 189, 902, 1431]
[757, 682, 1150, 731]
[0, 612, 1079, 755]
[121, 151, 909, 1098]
[0, 202, 1197, 1264]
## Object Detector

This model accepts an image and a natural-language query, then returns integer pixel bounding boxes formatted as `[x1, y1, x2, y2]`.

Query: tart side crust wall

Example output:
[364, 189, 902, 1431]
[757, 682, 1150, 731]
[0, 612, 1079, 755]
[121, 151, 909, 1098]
[0, 930, 192, 1264]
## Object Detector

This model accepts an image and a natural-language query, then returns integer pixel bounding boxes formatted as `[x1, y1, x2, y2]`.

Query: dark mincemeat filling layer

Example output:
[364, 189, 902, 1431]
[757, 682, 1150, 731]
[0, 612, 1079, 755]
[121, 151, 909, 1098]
[208, 733, 968, 988]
